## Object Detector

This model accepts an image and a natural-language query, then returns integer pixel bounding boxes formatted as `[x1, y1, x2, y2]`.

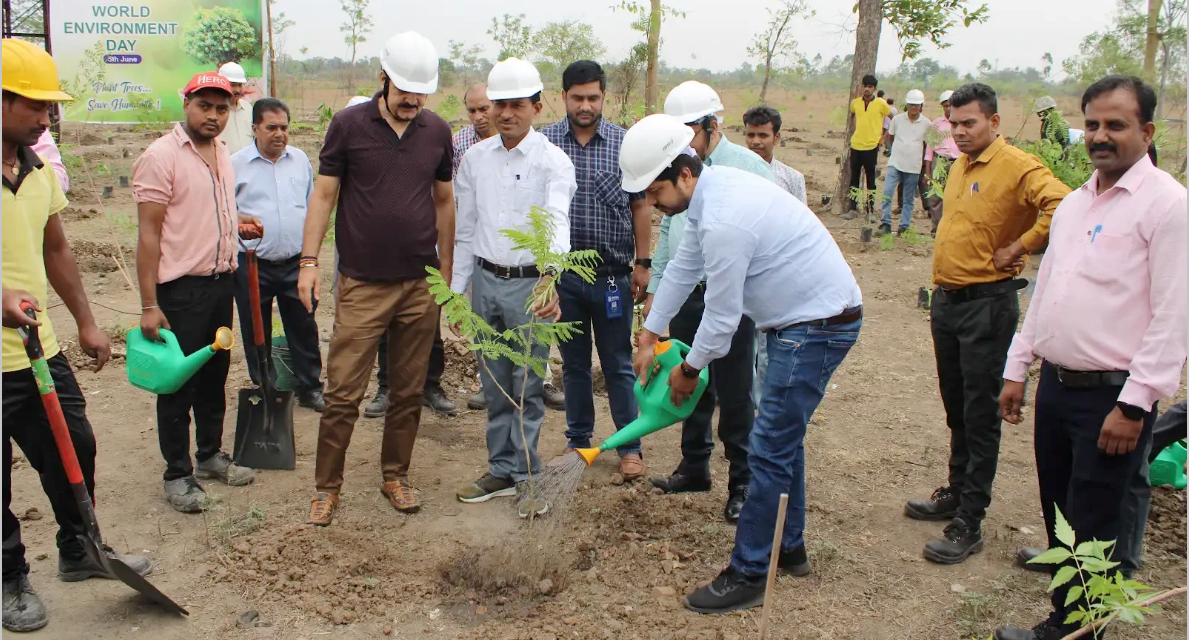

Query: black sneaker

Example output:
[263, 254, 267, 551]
[649, 470, 711, 494]
[1016, 546, 1048, 573]
[683, 566, 765, 614]
[923, 518, 984, 564]
[778, 544, 812, 577]
[298, 389, 325, 412]
[723, 485, 748, 523]
[905, 486, 960, 521]
[874, 223, 893, 237]
[422, 385, 458, 416]
[466, 391, 485, 411]
[542, 382, 566, 411]
[2, 575, 47, 632]
[993, 619, 1069, 640]
[364, 389, 388, 419]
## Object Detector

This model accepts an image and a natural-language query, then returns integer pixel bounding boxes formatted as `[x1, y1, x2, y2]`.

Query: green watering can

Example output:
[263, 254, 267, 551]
[125, 327, 236, 395]
[577, 339, 710, 465]
[1150, 440, 1187, 490]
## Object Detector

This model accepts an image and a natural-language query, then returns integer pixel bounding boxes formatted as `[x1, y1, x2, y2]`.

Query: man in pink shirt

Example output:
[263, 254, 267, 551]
[995, 76, 1187, 640]
[30, 129, 67, 192]
[921, 90, 959, 235]
[133, 73, 262, 514]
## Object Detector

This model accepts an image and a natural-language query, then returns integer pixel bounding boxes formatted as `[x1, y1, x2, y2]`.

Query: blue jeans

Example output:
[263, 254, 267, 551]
[731, 316, 861, 576]
[557, 271, 641, 455]
[881, 165, 919, 231]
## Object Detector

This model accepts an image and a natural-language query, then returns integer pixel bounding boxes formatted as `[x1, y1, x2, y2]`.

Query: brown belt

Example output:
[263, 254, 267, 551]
[783, 306, 863, 330]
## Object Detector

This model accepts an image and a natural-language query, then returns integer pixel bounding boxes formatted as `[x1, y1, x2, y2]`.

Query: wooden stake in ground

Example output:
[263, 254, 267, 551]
[759, 493, 789, 640]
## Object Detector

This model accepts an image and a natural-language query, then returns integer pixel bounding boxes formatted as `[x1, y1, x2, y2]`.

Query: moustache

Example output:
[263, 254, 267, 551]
[1089, 142, 1117, 154]
[397, 103, 420, 110]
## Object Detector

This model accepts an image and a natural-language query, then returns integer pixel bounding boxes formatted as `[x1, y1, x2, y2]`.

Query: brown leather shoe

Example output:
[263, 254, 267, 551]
[307, 492, 338, 526]
[620, 454, 646, 480]
[381, 479, 420, 513]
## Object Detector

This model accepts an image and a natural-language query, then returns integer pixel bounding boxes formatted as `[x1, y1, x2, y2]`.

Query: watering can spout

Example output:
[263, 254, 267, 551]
[126, 327, 236, 395]
[576, 448, 600, 466]
[176, 326, 235, 381]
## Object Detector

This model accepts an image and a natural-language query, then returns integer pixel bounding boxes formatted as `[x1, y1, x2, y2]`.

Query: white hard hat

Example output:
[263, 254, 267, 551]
[217, 62, 247, 84]
[380, 32, 439, 94]
[620, 114, 696, 192]
[486, 58, 543, 101]
[905, 89, 925, 105]
[938, 90, 954, 103]
[1034, 95, 1057, 113]
[346, 96, 371, 108]
[663, 81, 724, 124]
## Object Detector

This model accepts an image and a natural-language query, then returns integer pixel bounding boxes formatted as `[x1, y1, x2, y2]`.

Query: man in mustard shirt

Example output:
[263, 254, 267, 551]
[903, 83, 1068, 565]
[1, 39, 151, 632]
[842, 74, 890, 220]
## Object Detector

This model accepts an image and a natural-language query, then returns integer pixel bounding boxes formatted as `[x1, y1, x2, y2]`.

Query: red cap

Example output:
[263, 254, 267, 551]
[182, 72, 232, 97]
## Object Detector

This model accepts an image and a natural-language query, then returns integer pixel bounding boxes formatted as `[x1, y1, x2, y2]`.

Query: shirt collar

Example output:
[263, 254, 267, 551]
[244, 141, 291, 164]
[369, 92, 426, 127]
[707, 134, 736, 165]
[557, 116, 614, 143]
[2, 144, 45, 193]
[1084, 153, 1155, 195]
[969, 135, 1007, 165]
[501, 128, 540, 155]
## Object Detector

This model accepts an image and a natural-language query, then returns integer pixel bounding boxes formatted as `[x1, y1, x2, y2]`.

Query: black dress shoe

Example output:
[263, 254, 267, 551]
[905, 486, 960, 521]
[683, 566, 765, 614]
[298, 390, 325, 412]
[993, 619, 1069, 640]
[923, 518, 984, 564]
[1016, 546, 1048, 573]
[649, 470, 711, 494]
[724, 485, 748, 523]
[364, 389, 389, 418]
[422, 385, 458, 415]
[778, 544, 811, 577]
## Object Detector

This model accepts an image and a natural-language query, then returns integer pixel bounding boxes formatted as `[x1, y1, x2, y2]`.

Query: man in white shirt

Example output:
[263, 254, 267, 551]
[216, 62, 253, 155]
[625, 115, 862, 614]
[743, 105, 807, 204]
[452, 58, 577, 518]
[878, 89, 931, 236]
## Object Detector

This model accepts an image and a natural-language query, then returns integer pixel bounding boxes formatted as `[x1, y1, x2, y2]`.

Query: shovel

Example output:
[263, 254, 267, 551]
[232, 248, 296, 470]
[17, 304, 188, 616]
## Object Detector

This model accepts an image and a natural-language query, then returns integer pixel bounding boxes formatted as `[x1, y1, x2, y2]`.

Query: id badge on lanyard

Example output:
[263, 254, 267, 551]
[605, 276, 623, 319]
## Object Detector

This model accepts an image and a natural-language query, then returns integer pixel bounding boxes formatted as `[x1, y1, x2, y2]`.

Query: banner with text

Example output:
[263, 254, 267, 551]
[52, 0, 266, 123]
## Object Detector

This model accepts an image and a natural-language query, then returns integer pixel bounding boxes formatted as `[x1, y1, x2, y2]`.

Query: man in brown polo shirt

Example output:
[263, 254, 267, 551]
[297, 31, 455, 526]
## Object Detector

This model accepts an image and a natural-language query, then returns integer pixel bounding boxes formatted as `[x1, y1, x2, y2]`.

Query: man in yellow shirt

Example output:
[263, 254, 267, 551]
[903, 83, 1068, 566]
[1, 39, 151, 632]
[842, 74, 890, 220]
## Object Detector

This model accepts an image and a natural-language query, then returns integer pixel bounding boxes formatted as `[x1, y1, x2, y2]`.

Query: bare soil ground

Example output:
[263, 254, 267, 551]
[10, 88, 1184, 640]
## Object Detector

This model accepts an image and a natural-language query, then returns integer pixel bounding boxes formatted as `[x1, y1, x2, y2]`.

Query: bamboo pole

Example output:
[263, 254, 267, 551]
[758, 493, 789, 639]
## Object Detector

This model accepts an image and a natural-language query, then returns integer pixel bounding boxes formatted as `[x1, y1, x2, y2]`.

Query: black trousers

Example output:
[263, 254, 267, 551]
[375, 325, 445, 392]
[668, 286, 755, 490]
[931, 286, 1019, 526]
[233, 253, 323, 395]
[847, 148, 879, 213]
[1034, 362, 1155, 627]
[157, 274, 235, 481]
[3, 353, 94, 580]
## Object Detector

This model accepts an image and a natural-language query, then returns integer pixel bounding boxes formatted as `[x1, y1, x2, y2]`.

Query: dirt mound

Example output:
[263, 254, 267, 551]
[440, 334, 481, 394]
[70, 238, 134, 274]
[438, 532, 570, 600]
[1147, 486, 1186, 557]
[206, 519, 438, 625]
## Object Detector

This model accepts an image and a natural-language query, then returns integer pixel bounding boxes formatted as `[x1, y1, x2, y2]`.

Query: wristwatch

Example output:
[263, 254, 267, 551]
[679, 360, 700, 379]
[635, 258, 652, 270]
[1117, 401, 1145, 421]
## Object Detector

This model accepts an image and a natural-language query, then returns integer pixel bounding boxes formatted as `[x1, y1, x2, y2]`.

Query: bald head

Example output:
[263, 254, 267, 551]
[463, 82, 494, 139]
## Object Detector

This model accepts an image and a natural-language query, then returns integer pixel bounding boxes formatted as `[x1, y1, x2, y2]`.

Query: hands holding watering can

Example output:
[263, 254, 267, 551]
[633, 330, 698, 408]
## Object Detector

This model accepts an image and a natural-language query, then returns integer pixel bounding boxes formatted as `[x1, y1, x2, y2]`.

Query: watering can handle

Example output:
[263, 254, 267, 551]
[246, 250, 266, 348]
[640, 338, 691, 390]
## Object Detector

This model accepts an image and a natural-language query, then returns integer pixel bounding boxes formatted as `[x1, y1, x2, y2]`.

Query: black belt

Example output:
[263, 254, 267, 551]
[782, 306, 863, 330]
[1052, 363, 1129, 388]
[478, 257, 540, 279]
[593, 264, 633, 277]
[934, 278, 1027, 304]
[254, 254, 300, 268]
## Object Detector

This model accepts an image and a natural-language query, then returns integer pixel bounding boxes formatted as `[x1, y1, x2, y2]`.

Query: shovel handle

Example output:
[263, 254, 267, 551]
[246, 249, 265, 348]
[18, 304, 84, 485]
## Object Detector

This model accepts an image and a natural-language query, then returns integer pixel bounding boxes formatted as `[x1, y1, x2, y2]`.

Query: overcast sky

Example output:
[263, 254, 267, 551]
[276, 0, 1118, 78]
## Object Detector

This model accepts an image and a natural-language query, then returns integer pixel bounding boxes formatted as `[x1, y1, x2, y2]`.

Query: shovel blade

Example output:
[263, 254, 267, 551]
[234, 388, 296, 470]
[78, 530, 188, 615]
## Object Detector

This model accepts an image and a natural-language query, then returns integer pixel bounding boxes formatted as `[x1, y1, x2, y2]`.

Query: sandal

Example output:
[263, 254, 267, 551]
[307, 492, 338, 526]
[381, 479, 420, 513]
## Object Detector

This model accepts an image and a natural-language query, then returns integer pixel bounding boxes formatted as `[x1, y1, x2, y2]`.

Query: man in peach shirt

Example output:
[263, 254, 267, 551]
[995, 76, 1187, 640]
[133, 73, 261, 513]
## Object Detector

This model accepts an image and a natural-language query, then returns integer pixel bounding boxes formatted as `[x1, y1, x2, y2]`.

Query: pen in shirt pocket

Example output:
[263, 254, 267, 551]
[1091, 224, 1102, 243]
[969, 182, 979, 197]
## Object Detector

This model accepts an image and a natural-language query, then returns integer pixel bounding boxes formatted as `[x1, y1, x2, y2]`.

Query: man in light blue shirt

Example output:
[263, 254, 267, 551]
[645, 81, 774, 524]
[624, 114, 862, 615]
[231, 97, 324, 411]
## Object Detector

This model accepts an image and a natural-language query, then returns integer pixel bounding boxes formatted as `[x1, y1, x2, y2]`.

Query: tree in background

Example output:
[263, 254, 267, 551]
[448, 40, 487, 88]
[533, 21, 607, 79]
[747, 0, 814, 103]
[614, 1, 684, 115]
[183, 6, 260, 67]
[488, 13, 535, 60]
[832, 0, 990, 212]
[339, 0, 373, 93]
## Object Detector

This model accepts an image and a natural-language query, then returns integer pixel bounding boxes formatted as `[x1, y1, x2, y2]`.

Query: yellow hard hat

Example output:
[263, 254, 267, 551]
[2, 39, 73, 102]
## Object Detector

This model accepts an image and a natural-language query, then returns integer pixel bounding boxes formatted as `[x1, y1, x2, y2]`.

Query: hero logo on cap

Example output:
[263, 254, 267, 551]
[183, 72, 233, 97]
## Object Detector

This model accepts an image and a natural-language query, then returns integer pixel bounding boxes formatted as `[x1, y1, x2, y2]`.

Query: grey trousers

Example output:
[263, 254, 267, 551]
[473, 267, 547, 482]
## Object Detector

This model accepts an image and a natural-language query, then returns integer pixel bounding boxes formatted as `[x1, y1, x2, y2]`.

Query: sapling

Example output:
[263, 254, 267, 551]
[426, 207, 599, 522]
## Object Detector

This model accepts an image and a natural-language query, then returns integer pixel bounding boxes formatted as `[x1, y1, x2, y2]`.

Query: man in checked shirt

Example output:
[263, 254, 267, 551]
[541, 61, 653, 481]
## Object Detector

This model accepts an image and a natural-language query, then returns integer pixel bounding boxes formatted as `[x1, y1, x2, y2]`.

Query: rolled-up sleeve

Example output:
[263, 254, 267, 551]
[132, 146, 173, 205]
